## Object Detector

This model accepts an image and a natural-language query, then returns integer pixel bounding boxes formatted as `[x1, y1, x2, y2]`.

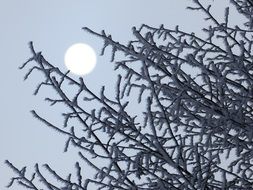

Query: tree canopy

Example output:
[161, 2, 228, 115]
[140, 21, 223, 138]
[6, 0, 253, 189]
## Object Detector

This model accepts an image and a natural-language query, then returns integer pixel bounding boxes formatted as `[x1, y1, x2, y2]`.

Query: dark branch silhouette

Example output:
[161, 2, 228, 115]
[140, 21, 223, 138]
[6, 0, 253, 189]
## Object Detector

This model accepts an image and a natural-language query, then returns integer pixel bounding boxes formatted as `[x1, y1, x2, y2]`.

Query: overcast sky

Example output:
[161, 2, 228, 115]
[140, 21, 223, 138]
[0, 0, 233, 189]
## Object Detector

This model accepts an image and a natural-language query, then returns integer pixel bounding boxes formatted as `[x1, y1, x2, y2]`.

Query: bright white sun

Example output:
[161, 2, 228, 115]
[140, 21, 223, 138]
[64, 43, 97, 76]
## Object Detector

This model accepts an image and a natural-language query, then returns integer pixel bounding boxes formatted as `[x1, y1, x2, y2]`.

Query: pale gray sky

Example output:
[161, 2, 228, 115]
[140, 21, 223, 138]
[0, 0, 232, 189]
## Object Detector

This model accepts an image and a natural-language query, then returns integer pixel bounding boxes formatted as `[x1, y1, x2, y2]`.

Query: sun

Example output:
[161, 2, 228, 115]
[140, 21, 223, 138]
[64, 43, 97, 76]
